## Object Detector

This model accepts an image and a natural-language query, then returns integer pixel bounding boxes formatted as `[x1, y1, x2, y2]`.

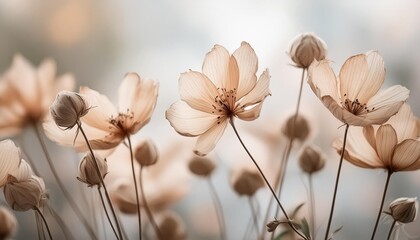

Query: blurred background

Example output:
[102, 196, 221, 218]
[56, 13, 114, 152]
[0, 0, 420, 239]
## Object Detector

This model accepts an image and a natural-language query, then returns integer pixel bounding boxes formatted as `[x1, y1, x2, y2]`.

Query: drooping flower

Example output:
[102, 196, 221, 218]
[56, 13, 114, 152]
[166, 42, 271, 156]
[308, 51, 409, 126]
[0, 54, 74, 137]
[333, 103, 420, 172]
[288, 32, 328, 69]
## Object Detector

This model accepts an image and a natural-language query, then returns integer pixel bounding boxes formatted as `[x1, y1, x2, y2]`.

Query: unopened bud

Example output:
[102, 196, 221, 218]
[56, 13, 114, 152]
[231, 168, 264, 196]
[50, 91, 89, 129]
[299, 145, 325, 174]
[288, 32, 327, 69]
[188, 157, 215, 177]
[158, 211, 186, 240]
[282, 115, 310, 141]
[134, 139, 158, 166]
[0, 206, 17, 239]
[389, 197, 418, 223]
[4, 161, 47, 211]
[77, 153, 108, 187]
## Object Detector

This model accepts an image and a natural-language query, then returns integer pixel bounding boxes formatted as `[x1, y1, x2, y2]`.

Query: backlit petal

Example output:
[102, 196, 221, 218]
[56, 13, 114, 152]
[376, 124, 397, 167]
[193, 119, 228, 156]
[239, 69, 270, 107]
[202, 45, 230, 88]
[363, 125, 376, 149]
[0, 139, 21, 186]
[386, 103, 417, 142]
[233, 42, 258, 99]
[391, 139, 420, 171]
[322, 96, 371, 126]
[307, 60, 339, 101]
[236, 103, 263, 121]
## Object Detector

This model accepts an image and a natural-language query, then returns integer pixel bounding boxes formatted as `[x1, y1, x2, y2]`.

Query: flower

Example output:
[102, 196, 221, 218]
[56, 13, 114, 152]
[0, 54, 74, 137]
[307, 51, 409, 126]
[388, 197, 418, 223]
[188, 156, 216, 177]
[0, 206, 17, 239]
[288, 32, 328, 69]
[0, 140, 21, 187]
[50, 91, 89, 129]
[44, 73, 158, 153]
[231, 167, 264, 196]
[166, 42, 271, 156]
[77, 153, 108, 187]
[282, 114, 311, 141]
[134, 138, 158, 167]
[333, 103, 420, 172]
[299, 144, 325, 174]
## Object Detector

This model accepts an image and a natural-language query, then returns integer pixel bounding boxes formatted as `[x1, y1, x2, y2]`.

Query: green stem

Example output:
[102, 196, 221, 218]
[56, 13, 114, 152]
[371, 171, 392, 240]
[127, 136, 142, 240]
[35, 207, 53, 240]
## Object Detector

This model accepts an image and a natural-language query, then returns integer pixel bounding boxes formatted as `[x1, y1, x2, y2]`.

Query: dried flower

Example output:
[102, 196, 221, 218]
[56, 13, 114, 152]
[77, 153, 108, 187]
[50, 91, 89, 129]
[0, 206, 17, 239]
[166, 42, 270, 156]
[282, 114, 310, 141]
[299, 145, 325, 174]
[308, 51, 409, 126]
[267, 219, 281, 232]
[388, 197, 418, 223]
[188, 156, 216, 177]
[0, 140, 21, 187]
[134, 138, 158, 167]
[0, 54, 74, 137]
[231, 168, 264, 196]
[4, 160, 47, 211]
[288, 32, 327, 68]
[157, 211, 186, 240]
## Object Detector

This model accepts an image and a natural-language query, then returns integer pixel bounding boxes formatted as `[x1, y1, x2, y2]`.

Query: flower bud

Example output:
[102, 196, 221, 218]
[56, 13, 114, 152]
[50, 90, 89, 129]
[288, 32, 327, 68]
[299, 145, 325, 174]
[77, 153, 108, 187]
[158, 211, 186, 240]
[267, 220, 281, 232]
[188, 156, 215, 177]
[389, 197, 418, 223]
[282, 115, 310, 141]
[0, 206, 17, 239]
[4, 161, 47, 211]
[134, 139, 158, 167]
[231, 168, 264, 196]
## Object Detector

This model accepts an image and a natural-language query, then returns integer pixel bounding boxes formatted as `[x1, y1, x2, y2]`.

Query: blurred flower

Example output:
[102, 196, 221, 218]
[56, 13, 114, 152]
[77, 153, 108, 187]
[134, 138, 158, 167]
[299, 144, 325, 174]
[166, 42, 270, 156]
[0, 140, 21, 187]
[282, 114, 311, 141]
[44, 73, 158, 153]
[288, 32, 328, 69]
[333, 103, 420, 172]
[231, 167, 264, 196]
[388, 197, 418, 223]
[0, 206, 17, 239]
[4, 160, 47, 211]
[0, 54, 74, 137]
[50, 91, 89, 129]
[307, 51, 409, 126]
[157, 210, 186, 240]
[188, 156, 216, 177]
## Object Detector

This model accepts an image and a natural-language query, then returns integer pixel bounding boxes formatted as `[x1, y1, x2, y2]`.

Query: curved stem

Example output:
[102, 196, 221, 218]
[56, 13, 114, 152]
[127, 136, 142, 240]
[386, 220, 396, 240]
[207, 178, 226, 240]
[248, 197, 260, 238]
[139, 166, 162, 239]
[308, 174, 315, 239]
[77, 122, 123, 240]
[371, 171, 392, 240]
[230, 118, 307, 240]
[97, 187, 119, 240]
[35, 207, 53, 240]
[324, 124, 350, 240]
[33, 125, 97, 240]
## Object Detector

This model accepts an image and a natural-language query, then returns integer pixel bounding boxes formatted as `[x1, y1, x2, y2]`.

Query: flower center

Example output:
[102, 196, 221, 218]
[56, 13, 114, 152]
[109, 110, 134, 131]
[211, 87, 237, 123]
[341, 94, 374, 115]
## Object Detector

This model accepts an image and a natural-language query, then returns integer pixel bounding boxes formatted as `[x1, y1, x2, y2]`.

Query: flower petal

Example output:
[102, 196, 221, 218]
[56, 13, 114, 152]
[391, 139, 420, 171]
[307, 60, 339, 102]
[376, 124, 397, 167]
[226, 56, 239, 92]
[236, 103, 263, 121]
[37, 58, 57, 102]
[386, 103, 417, 142]
[239, 69, 270, 107]
[0, 139, 21, 186]
[193, 119, 228, 156]
[202, 45, 230, 88]
[321, 96, 371, 126]
[165, 101, 218, 137]
[363, 125, 376, 149]
[233, 42, 258, 99]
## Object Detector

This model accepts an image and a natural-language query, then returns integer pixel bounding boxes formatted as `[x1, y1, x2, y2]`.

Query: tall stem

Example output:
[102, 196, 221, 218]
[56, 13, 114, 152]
[324, 124, 350, 240]
[308, 174, 315, 239]
[230, 118, 307, 240]
[386, 220, 396, 240]
[33, 124, 97, 240]
[371, 171, 392, 240]
[207, 178, 226, 240]
[127, 136, 142, 240]
[97, 187, 119, 240]
[35, 207, 53, 240]
[248, 197, 260, 238]
[77, 122, 123, 240]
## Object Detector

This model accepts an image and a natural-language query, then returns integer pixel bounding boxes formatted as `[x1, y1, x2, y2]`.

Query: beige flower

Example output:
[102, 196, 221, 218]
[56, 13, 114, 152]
[0, 140, 21, 187]
[0, 54, 74, 137]
[308, 51, 409, 126]
[166, 42, 270, 156]
[388, 197, 418, 223]
[288, 32, 328, 69]
[44, 73, 158, 152]
[333, 103, 420, 172]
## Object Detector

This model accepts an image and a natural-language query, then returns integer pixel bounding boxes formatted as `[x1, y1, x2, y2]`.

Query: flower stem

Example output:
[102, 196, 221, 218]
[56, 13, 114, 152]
[97, 187, 120, 240]
[139, 166, 162, 239]
[386, 220, 396, 240]
[309, 173, 315, 239]
[127, 136, 143, 240]
[248, 197, 260, 238]
[35, 207, 53, 240]
[207, 178, 226, 240]
[77, 122, 123, 240]
[324, 124, 350, 240]
[229, 118, 307, 240]
[371, 171, 392, 240]
[33, 124, 98, 240]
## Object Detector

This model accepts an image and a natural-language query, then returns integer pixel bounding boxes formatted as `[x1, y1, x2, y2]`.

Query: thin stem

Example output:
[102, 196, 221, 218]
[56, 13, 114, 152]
[230, 118, 307, 240]
[97, 187, 120, 240]
[207, 178, 227, 240]
[308, 174, 315, 240]
[324, 124, 350, 240]
[386, 220, 396, 240]
[371, 171, 392, 240]
[127, 136, 142, 240]
[47, 204, 75, 240]
[33, 124, 98, 240]
[77, 122, 123, 240]
[35, 207, 53, 240]
[35, 210, 46, 240]
[248, 197, 260, 238]
[139, 166, 162, 239]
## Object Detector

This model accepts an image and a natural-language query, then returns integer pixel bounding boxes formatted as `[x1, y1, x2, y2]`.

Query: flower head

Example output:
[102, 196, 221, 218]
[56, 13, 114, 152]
[308, 51, 409, 126]
[188, 156, 216, 177]
[166, 42, 270, 156]
[388, 197, 418, 223]
[134, 138, 158, 167]
[231, 167, 264, 196]
[77, 153, 108, 187]
[299, 144, 325, 174]
[50, 91, 89, 129]
[288, 32, 327, 68]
